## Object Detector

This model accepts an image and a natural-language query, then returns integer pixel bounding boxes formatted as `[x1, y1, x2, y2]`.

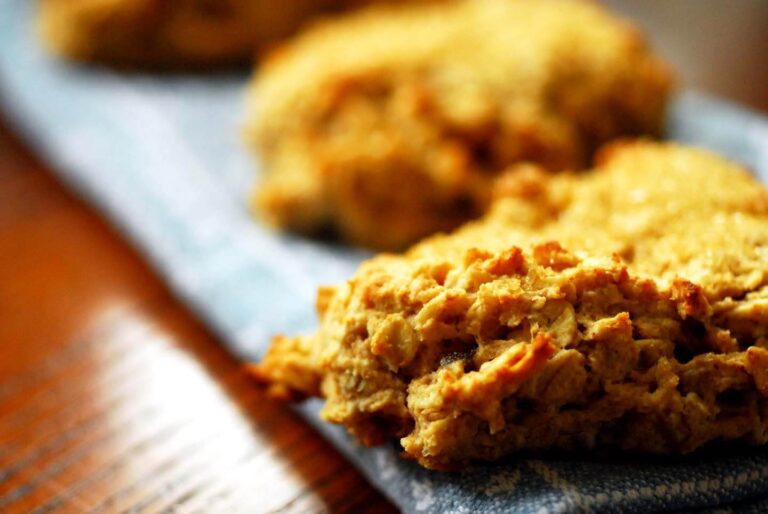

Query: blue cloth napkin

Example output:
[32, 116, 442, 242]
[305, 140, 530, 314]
[3, 1, 768, 512]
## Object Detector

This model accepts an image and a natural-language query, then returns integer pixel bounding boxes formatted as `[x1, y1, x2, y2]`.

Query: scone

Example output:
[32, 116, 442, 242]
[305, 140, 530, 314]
[247, 0, 672, 250]
[37, 0, 374, 68]
[251, 142, 768, 469]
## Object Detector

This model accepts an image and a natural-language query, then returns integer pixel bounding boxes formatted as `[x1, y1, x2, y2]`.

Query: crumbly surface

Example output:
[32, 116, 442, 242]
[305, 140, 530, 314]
[247, 0, 672, 250]
[37, 0, 373, 68]
[251, 142, 768, 469]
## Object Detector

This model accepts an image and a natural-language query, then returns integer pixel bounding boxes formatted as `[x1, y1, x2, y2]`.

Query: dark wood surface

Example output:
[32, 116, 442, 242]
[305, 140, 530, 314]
[603, 0, 768, 113]
[0, 121, 397, 513]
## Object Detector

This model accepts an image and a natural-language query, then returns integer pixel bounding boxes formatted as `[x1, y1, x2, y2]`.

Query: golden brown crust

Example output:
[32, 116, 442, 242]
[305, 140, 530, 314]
[251, 142, 768, 469]
[37, 0, 379, 68]
[247, 0, 673, 249]
[248, 335, 322, 401]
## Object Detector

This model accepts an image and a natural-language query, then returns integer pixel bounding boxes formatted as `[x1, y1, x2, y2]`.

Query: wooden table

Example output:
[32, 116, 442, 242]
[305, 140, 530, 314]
[0, 120, 397, 513]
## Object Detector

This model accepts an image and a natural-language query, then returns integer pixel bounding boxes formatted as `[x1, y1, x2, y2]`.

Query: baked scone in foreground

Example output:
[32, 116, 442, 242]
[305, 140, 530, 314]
[37, 0, 373, 68]
[247, 0, 672, 250]
[252, 142, 768, 470]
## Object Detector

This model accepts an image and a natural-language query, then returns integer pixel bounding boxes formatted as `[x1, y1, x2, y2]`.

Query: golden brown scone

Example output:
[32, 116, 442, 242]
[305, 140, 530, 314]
[247, 0, 673, 250]
[251, 142, 768, 469]
[37, 0, 377, 68]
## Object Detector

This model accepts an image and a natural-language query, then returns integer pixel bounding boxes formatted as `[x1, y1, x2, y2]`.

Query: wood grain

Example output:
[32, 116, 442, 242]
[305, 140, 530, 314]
[0, 120, 397, 514]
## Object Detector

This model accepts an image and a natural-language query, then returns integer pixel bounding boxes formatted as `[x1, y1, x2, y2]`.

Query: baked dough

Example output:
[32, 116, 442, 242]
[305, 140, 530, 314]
[252, 142, 768, 469]
[247, 0, 672, 249]
[37, 0, 373, 67]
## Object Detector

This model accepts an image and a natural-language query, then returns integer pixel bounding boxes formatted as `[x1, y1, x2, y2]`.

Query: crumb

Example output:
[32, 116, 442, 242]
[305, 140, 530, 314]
[252, 142, 768, 469]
